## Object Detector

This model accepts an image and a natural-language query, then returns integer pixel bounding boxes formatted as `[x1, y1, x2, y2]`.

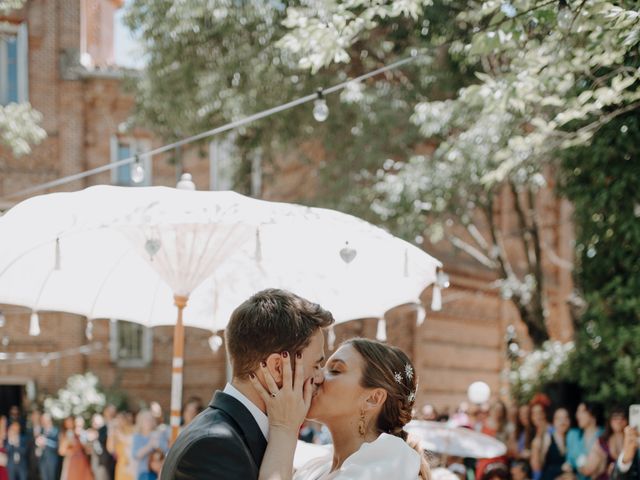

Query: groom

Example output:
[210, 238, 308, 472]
[161, 288, 333, 479]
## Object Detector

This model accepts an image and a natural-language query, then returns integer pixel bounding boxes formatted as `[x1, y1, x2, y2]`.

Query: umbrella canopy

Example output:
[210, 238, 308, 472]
[0, 185, 442, 441]
[0, 186, 441, 330]
[404, 420, 507, 458]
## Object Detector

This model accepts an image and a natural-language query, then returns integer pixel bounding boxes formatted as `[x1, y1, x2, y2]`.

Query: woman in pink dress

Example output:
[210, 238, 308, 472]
[58, 416, 94, 480]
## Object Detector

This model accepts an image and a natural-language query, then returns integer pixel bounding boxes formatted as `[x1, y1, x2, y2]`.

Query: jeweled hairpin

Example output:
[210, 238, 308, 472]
[405, 363, 414, 380]
[408, 390, 416, 403]
[393, 372, 403, 384]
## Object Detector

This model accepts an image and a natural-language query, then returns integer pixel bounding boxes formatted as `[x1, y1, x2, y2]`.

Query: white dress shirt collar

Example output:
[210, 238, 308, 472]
[223, 382, 269, 440]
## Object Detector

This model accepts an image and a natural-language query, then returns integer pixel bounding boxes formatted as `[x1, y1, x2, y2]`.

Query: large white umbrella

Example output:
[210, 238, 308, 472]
[0, 185, 441, 440]
[404, 420, 507, 458]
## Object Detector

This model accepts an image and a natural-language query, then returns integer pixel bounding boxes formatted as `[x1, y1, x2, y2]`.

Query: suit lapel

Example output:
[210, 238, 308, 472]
[210, 391, 268, 468]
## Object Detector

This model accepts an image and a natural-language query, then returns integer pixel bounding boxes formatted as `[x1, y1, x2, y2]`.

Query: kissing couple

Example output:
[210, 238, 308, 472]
[161, 288, 430, 480]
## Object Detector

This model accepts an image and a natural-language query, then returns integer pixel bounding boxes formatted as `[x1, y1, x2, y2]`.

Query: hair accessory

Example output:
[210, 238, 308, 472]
[393, 372, 403, 384]
[405, 363, 414, 380]
[408, 390, 416, 403]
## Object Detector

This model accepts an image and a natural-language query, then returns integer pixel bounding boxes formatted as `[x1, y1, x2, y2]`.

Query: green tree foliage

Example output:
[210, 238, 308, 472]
[279, 0, 639, 346]
[123, 1, 463, 198]
[126, 0, 639, 347]
[560, 113, 640, 406]
[0, 0, 46, 156]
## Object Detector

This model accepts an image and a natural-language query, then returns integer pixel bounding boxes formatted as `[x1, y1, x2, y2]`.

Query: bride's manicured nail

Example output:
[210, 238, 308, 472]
[260, 361, 267, 367]
[282, 351, 288, 358]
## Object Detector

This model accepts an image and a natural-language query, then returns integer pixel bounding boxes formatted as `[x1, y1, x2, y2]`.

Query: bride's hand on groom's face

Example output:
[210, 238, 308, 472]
[249, 352, 314, 435]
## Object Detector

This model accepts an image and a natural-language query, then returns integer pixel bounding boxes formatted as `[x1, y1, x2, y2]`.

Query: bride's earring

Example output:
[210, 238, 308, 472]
[358, 408, 366, 437]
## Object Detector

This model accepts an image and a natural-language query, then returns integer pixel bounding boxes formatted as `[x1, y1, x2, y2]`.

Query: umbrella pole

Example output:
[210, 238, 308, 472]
[170, 294, 188, 444]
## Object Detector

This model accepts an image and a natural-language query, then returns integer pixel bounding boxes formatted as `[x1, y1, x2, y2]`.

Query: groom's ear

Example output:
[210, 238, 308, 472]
[364, 388, 387, 412]
[265, 353, 284, 386]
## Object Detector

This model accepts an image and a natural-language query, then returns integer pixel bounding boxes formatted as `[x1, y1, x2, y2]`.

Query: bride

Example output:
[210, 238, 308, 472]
[249, 337, 430, 480]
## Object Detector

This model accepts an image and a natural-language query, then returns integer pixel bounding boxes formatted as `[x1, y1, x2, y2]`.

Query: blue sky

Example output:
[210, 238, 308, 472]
[114, 1, 144, 69]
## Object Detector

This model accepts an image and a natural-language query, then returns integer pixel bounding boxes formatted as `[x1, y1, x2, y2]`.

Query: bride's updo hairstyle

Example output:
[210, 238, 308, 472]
[345, 338, 430, 480]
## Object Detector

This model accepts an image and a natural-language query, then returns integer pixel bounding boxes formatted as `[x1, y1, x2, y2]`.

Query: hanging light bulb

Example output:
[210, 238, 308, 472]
[431, 270, 450, 311]
[415, 304, 426, 326]
[376, 318, 387, 342]
[313, 88, 329, 122]
[85, 319, 93, 340]
[208, 334, 224, 353]
[557, 0, 573, 31]
[29, 311, 41, 336]
[0, 310, 5, 328]
[176, 172, 196, 190]
[130, 154, 145, 184]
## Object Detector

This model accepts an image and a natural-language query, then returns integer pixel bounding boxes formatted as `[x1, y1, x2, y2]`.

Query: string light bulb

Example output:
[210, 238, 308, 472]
[208, 334, 224, 353]
[130, 154, 145, 184]
[176, 172, 196, 190]
[376, 318, 387, 342]
[313, 88, 329, 122]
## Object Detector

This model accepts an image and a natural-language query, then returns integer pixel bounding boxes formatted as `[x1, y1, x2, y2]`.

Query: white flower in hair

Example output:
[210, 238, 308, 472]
[393, 372, 403, 384]
[408, 390, 416, 403]
[405, 363, 414, 380]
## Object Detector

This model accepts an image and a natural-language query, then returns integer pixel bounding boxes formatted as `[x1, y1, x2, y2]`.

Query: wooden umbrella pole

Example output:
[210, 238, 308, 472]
[170, 294, 188, 444]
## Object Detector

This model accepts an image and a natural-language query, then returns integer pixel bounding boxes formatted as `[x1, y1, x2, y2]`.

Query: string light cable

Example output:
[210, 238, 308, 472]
[2, 55, 421, 202]
[0, 341, 102, 366]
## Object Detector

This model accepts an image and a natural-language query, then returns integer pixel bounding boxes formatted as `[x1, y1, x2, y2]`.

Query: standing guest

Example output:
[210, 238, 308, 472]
[88, 414, 111, 480]
[517, 404, 534, 460]
[477, 401, 509, 479]
[538, 407, 571, 480]
[132, 410, 167, 480]
[612, 426, 638, 480]
[138, 449, 164, 480]
[36, 413, 59, 480]
[180, 397, 203, 430]
[149, 403, 169, 449]
[0, 416, 8, 480]
[59, 416, 94, 480]
[421, 404, 439, 421]
[512, 460, 533, 480]
[6, 408, 23, 431]
[107, 412, 135, 480]
[507, 404, 520, 458]
[26, 409, 43, 480]
[568, 402, 604, 480]
[99, 405, 117, 480]
[583, 408, 628, 480]
[530, 394, 553, 480]
[5, 422, 28, 480]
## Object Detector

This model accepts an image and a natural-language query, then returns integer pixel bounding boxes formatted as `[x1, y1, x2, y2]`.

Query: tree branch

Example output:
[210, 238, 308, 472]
[449, 234, 497, 269]
[509, 181, 535, 273]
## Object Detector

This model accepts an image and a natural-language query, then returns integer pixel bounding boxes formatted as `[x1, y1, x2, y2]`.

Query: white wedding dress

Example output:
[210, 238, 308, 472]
[293, 433, 421, 480]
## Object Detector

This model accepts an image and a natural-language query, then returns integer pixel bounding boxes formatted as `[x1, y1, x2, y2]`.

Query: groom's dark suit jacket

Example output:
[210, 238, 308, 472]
[160, 391, 268, 480]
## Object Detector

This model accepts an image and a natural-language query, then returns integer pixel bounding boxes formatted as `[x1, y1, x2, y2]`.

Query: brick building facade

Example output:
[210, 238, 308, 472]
[0, 0, 575, 418]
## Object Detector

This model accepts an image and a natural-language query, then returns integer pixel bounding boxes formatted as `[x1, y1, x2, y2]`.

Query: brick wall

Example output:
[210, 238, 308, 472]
[0, 0, 575, 416]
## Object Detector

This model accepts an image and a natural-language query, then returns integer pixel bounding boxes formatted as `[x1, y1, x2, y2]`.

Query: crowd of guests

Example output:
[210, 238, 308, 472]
[414, 395, 639, 480]
[0, 397, 204, 480]
[2, 393, 638, 480]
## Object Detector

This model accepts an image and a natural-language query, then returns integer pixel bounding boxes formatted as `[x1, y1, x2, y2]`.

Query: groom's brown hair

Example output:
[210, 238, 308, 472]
[226, 288, 334, 379]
